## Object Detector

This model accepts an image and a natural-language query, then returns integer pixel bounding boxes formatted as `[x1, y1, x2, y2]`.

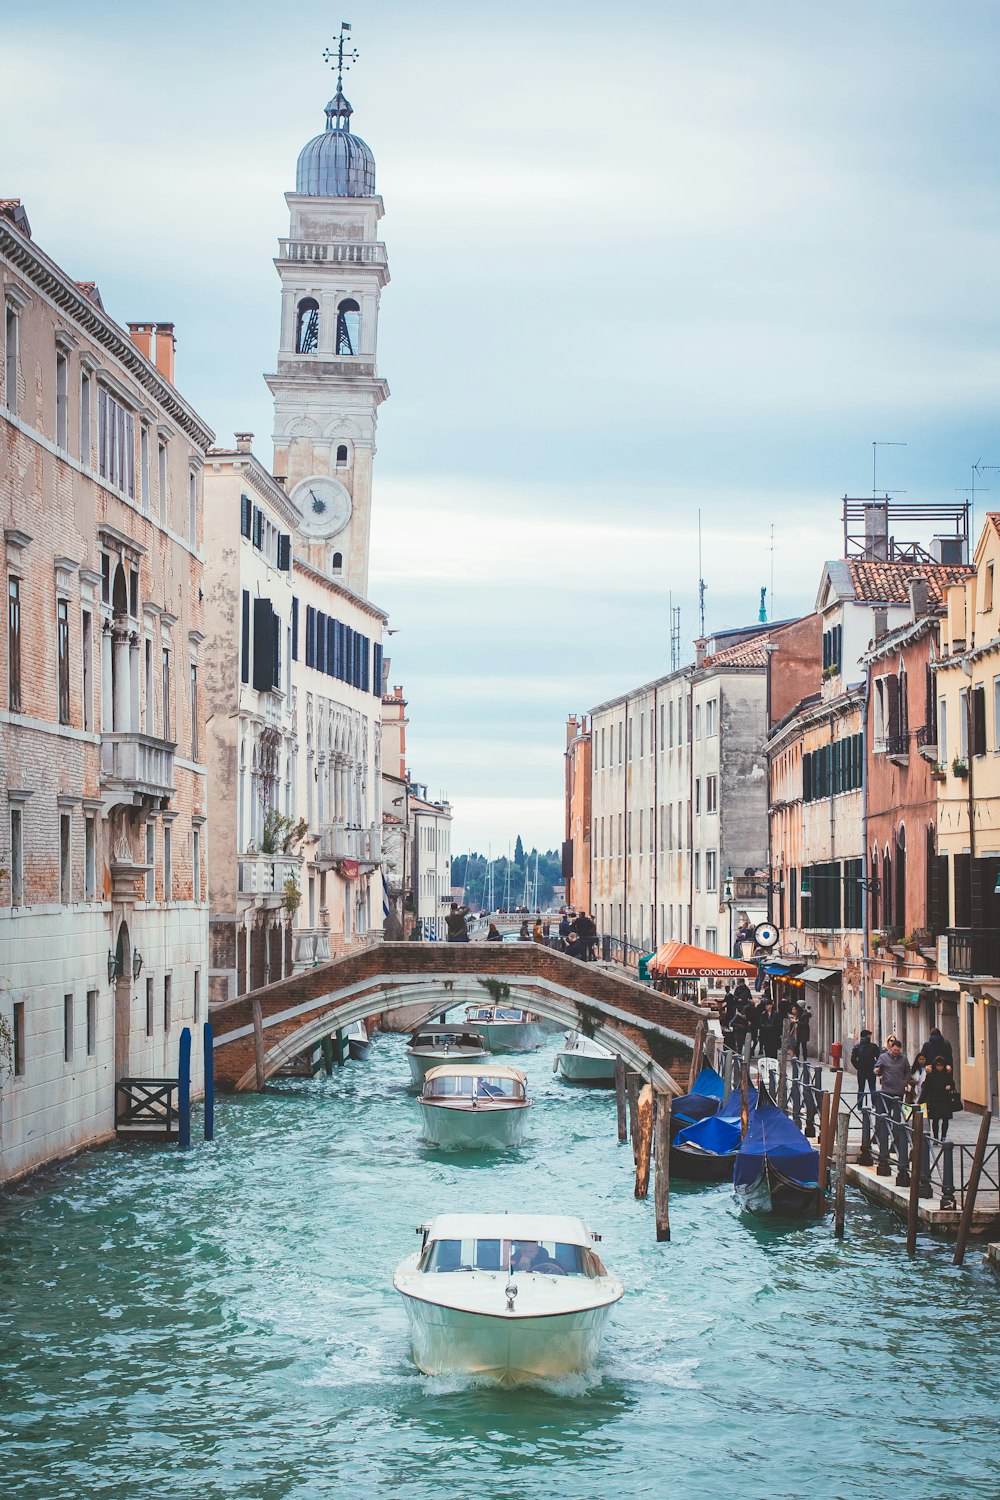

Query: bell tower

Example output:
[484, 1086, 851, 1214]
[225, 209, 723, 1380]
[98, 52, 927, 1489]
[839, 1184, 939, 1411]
[266, 23, 389, 598]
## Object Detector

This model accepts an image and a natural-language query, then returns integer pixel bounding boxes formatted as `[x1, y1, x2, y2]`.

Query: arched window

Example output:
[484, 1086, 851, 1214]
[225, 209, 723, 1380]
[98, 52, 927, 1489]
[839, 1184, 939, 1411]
[882, 846, 893, 932]
[331, 551, 343, 573]
[895, 825, 906, 934]
[336, 443, 348, 466]
[336, 299, 360, 356]
[295, 298, 319, 354]
[112, 561, 128, 617]
[870, 847, 880, 930]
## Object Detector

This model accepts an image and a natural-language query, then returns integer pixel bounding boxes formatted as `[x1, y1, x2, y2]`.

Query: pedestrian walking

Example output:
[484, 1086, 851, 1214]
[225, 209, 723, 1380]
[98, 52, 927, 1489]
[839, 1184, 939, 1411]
[532, 917, 545, 944]
[921, 1026, 954, 1070]
[793, 1003, 811, 1060]
[920, 1056, 961, 1139]
[851, 1029, 880, 1110]
[445, 903, 471, 942]
[874, 1037, 910, 1120]
[757, 999, 782, 1059]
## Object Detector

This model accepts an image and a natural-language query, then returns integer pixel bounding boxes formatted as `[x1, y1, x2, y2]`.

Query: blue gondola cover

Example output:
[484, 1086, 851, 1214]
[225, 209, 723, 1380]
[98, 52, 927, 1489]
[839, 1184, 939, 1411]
[733, 1097, 819, 1188]
[675, 1086, 757, 1154]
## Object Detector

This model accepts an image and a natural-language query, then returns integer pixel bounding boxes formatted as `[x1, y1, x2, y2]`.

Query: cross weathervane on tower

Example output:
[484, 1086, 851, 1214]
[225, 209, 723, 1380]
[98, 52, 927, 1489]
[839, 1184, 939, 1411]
[322, 21, 359, 92]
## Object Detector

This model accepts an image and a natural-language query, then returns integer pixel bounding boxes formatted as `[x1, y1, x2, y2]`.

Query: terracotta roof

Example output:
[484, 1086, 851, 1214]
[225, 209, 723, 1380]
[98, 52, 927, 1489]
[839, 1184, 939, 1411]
[987, 513, 1000, 542]
[701, 633, 773, 669]
[846, 559, 973, 606]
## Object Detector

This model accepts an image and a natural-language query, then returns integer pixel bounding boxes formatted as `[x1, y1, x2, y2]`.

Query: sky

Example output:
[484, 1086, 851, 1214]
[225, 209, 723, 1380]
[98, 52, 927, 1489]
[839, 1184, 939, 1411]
[7, 1, 1000, 854]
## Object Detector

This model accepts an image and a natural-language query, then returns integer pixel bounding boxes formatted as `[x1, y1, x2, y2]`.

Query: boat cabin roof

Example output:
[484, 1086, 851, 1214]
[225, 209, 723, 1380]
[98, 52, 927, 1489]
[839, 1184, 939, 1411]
[424, 1212, 594, 1246]
[424, 1063, 526, 1083]
[408, 1028, 484, 1048]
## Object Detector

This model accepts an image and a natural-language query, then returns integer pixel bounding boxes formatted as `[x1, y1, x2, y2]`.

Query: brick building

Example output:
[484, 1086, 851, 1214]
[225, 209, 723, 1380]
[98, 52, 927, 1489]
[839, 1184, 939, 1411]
[1, 202, 211, 1181]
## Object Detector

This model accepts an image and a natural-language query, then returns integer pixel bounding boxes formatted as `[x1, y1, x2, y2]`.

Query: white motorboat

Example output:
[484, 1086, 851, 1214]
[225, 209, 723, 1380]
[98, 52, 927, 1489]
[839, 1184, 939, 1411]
[394, 1212, 623, 1385]
[345, 1019, 371, 1061]
[405, 1025, 490, 1086]
[553, 1030, 616, 1086]
[463, 1004, 545, 1053]
[419, 1064, 531, 1149]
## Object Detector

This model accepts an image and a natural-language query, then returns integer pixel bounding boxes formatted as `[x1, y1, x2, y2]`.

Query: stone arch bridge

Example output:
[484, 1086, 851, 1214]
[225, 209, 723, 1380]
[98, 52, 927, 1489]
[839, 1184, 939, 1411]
[209, 943, 703, 1095]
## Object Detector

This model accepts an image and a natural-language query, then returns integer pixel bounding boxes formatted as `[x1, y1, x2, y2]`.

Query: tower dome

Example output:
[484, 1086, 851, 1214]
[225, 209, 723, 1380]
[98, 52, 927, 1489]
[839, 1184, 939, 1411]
[295, 91, 376, 197]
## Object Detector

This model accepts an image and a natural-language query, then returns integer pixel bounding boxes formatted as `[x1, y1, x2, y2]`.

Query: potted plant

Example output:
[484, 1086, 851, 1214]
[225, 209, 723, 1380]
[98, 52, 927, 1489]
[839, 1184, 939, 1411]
[952, 756, 969, 779]
[931, 762, 947, 783]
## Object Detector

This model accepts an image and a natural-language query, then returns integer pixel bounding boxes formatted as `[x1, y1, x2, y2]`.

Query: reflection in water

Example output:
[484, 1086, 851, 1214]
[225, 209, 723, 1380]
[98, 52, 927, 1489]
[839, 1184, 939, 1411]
[2, 1031, 1000, 1499]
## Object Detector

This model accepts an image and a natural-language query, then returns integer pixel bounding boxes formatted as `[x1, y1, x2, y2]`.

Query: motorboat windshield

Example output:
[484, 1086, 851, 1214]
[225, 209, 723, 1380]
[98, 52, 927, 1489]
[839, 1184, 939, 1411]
[465, 1005, 535, 1023]
[419, 1237, 607, 1278]
[409, 1030, 484, 1051]
[422, 1072, 526, 1101]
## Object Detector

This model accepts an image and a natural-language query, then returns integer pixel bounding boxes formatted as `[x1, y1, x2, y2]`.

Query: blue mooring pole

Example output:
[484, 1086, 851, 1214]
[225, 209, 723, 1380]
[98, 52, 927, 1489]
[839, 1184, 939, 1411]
[178, 1027, 191, 1151]
[203, 1021, 215, 1141]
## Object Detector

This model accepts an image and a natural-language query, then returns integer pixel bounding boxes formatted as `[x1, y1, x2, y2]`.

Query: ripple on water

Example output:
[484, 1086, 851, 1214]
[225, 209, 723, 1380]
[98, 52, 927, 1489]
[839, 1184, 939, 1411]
[2, 1031, 1000, 1500]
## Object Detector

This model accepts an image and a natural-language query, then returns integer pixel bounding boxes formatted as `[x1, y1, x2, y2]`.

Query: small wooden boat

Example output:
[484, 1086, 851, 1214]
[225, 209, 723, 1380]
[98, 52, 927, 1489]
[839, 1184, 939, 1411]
[406, 1025, 489, 1086]
[553, 1031, 616, 1086]
[419, 1063, 531, 1148]
[463, 1003, 545, 1053]
[670, 1086, 757, 1181]
[393, 1212, 623, 1385]
[734, 1094, 819, 1216]
[346, 1019, 371, 1061]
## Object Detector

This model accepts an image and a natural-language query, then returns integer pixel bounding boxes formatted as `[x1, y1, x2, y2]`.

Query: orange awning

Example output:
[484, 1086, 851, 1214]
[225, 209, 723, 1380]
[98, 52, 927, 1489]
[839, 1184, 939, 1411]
[650, 941, 757, 979]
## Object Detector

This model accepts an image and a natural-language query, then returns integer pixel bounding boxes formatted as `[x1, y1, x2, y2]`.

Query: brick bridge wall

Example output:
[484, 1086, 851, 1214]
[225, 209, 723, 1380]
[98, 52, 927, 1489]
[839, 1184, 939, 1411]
[209, 942, 703, 1091]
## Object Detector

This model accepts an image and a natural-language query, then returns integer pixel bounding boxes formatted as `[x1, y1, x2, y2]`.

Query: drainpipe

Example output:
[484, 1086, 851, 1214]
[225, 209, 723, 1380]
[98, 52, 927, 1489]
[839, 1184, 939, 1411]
[861, 661, 871, 1034]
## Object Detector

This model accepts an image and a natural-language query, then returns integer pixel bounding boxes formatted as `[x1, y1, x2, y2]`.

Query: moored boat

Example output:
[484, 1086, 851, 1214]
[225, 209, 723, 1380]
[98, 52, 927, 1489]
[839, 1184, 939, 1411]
[418, 1063, 531, 1148]
[553, 1030, 616, 1086]
[406, 1025, 489, 1086]
[668, 1065, 726, 1138]
[734, 1094, 820, 1216]
[670, 1085, 757, 1181]
[393, 1212, 623, 1385]
[463, 1003, 545, 1052]
[346, 1019, 372, 1061]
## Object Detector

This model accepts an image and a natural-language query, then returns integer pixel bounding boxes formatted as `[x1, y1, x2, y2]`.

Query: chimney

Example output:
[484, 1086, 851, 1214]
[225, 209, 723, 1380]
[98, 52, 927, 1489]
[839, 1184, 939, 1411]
[864, 501, 889, 561]
[694, 638, 707, 667]
[873, 607, 889, 640]
[154, 323, 176, 384]
[566, 714, 581, 748]
[909, 577, 929, 623]
[235, 432, 254, 453]
[127, 322, 155, 360]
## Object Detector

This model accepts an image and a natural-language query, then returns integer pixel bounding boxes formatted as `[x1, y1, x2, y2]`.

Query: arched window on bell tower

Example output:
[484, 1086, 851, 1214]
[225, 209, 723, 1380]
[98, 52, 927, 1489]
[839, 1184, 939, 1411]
[336, 443, 349, 466]
[336, 299, 360, 356]
[331, 551, 343, 575]
[295, 298, 319, 354]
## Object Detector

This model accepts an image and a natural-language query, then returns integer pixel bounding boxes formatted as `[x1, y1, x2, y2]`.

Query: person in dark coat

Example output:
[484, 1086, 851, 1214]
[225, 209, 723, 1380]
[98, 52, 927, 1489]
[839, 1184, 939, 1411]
[733, 979, 752, 1006]
[921, 1056, 961, 1139]
[731, 1005, 750, 1054]
[851, 1029, 880, 1110]
[757, 1000, 782, 1059]
[793, 1004, 812, 1060]
[921, 1027, 954, 1070]
[486, 922, 502, 942]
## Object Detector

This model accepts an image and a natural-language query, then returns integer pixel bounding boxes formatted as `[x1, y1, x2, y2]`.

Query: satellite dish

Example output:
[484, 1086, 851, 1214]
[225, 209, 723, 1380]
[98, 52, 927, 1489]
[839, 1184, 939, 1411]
[754, 921, 779, 951]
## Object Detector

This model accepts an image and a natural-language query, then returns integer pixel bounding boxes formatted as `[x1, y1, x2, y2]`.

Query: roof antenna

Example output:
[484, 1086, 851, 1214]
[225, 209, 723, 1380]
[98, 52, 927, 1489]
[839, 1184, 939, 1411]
[697, 510, 706, 638]
[872, 440, 906, 500]
[323, 20, 359, 93]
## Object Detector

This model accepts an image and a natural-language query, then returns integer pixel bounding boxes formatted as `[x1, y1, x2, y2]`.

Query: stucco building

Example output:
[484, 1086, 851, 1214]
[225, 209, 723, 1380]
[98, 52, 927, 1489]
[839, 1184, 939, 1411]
[1, 201, 210, 1181]
[563, 714, 591, 915]
[409, 786, 452, 939]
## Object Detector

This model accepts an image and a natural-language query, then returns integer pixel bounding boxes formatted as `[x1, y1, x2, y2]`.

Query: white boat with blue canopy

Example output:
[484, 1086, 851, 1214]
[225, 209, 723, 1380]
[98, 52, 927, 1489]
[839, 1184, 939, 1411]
[419, 1063, 531, 1149]
[463, 1004, 545, 1052]
[393, 1212, 623, 1385]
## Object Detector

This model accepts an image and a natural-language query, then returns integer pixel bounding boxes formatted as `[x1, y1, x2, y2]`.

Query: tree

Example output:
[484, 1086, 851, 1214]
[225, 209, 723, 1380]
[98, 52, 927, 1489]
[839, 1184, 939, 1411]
[514, 834, 525, 868]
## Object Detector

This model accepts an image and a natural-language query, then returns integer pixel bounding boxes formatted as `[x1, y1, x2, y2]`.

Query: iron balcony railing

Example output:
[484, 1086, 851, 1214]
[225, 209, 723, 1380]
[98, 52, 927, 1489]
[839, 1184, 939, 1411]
[946, 928, 1000, 979]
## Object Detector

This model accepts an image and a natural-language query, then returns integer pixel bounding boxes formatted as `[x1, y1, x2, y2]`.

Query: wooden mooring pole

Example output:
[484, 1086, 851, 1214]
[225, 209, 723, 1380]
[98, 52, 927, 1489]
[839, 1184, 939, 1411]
[953, 1110, 992, 1267]
[634, 1084, 654, 1199]
[687, 1021, 706, 1091]
[627, 1072, 642, 1163]
[817, 1092, 831, 1208]
[833, 1110, 849, 1238]
[251, 996, 266, 1093]
[614, 1056, 628, 1143]
[655, 1094, 672, 1241]
[906, 1109, 925, 1257]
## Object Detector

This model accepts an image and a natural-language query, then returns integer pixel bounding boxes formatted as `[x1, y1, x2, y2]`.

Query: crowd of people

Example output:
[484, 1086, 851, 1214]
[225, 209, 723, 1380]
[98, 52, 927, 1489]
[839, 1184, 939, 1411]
[719, 980, 812, 1061]
[851, 1026, 961, 1138]
[445, 904, 599, 960]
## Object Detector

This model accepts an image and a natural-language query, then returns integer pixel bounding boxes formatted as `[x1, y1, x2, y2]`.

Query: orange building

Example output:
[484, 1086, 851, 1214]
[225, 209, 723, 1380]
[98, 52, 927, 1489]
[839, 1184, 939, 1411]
[564, 715, 592, 914]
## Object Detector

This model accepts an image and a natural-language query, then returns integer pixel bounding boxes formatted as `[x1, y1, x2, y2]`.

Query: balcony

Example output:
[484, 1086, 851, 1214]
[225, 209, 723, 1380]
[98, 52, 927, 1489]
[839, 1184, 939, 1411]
[916, 723, 938, 762]
[100, 732, 175, 804]
[314, 823, 381, 869]
[238, 852, 300, 903]
[292, 927, 331, 968]
[946, 928, 1000, 979]
[277, 239, 387, 266]
[886, 732, 909, 768]
[731, 874, 769, 902]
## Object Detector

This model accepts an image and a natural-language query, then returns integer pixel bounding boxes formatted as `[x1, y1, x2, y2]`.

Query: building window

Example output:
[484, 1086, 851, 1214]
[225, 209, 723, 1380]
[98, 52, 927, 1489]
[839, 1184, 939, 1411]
[188, 469, 198, 547]
[57, 598, 70, 724]
[959, 688, 969, 761]
[145, 821, 155, 902]
[85, 813, 96, 900]
[97, 385, 135, 498]
[822, 623, 843, 675]
[295, 297, 319, 354]
[140, 425, 150, 512]
[706, 699, 717, 736]
[86, 990, 97, 1055]
[158, 440, 168, 523]
[706, 850, 717, 892]
[80, 369, 91, 463]
[190, 664, 199, 760]
[193, 826, 202, 903]
[55, 347, 68, 448]
[694, 779, 701, 815]
[163, 974, 172, 1031]
[336, 443, 348, 466]
[336, 298, 360, 355]
[938, 696, 948, 762]
[81, 608, 93, 731]
[705, 927, 717, 951]
[163, 825, 172, 900]
[4, 304, 19, 416]
[8, 575, 21, 711]
[64, 993, 74, 1063]
[706, 774, 718, 813]
[972, 685, 987, 756]
[986, 563, 995, 614]
[12, 1000, 25, 1075]
[10, 806, 24, 905]
[162, 649, 171, 739]
[194, 970, 201, 1025]
[966, 997, 976, 1062]
[694, 852, 701, 891]
[60, 813, 71, 903]
[146, 977, 154, 1037]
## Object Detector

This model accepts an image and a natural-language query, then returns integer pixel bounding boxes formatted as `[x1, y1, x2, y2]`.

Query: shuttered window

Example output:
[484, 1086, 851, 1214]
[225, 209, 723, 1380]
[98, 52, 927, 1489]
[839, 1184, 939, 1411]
[277, 533, 291, 571]
[291, 597, 299, 660]
[252, 598, 276, 692]
[241, 591, 250, 683]
[240, 493, 252, 538]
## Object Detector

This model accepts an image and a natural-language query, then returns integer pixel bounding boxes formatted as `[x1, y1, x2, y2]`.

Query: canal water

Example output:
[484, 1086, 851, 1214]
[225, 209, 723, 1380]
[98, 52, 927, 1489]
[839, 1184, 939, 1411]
[2, 1030, 999, 1500]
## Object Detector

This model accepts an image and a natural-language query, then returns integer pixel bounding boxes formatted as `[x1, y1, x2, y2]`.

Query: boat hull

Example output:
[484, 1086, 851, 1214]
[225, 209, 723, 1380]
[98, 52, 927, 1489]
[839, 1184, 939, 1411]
[418, 1100, 529, 1149]
[475, 1022, 545, 1053]
[407, 1048, 489, 1086]
[669, 1144, 738, 1182]
[736, 1161, 818, 1217]
[348, 1036, 371, 1061]
[555, 1051, 616, 1086]
[398, 1293, 615, 1385]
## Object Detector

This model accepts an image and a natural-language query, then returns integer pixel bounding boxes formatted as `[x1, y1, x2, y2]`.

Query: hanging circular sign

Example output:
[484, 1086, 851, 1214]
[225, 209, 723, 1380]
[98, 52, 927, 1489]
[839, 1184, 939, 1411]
[753, 921, 779, 950]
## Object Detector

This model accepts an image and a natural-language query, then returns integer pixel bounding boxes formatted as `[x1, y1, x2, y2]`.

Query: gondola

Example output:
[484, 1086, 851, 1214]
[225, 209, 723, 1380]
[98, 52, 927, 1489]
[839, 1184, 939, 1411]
[733, 1092, 819, 1216]
[670, 1085, 757, 1181]
[667, 1065, 726, 1139]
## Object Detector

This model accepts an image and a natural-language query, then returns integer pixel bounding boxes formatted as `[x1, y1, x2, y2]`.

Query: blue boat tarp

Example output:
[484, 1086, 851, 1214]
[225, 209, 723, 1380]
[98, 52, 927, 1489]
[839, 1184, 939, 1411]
[675, 1085, 758, 1153]
[733, 1097, 819, 1188]
[692, 1066, 725, 1100]
[670, 1065, 726, 1126]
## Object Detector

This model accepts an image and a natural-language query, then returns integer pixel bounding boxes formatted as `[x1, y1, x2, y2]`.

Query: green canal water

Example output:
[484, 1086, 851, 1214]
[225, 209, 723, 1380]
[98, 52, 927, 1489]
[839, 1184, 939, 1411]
[2, 1031, 999, 1500]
